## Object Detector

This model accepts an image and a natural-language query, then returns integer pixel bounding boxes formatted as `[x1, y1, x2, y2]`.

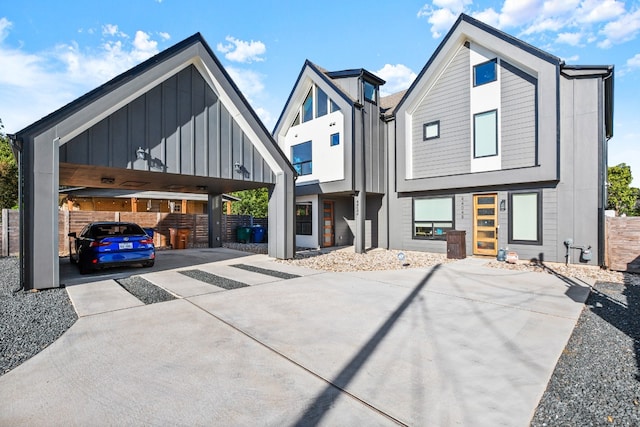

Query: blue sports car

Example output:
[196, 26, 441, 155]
[68, 222, 156, 274]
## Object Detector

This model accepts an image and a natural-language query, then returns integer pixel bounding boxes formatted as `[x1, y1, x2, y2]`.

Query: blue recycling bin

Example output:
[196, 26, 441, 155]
[252, 225, 266, 243]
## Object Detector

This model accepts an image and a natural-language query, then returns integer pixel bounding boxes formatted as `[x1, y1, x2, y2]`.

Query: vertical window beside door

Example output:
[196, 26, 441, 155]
[509, 191, 542, 244]
[296, 204, 313, 235]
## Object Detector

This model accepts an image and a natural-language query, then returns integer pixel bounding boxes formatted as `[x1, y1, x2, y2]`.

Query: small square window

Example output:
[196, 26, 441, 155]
[474, 59, 497, 86]
[330, 133, 340, 146]
[423, 121, 440, 140]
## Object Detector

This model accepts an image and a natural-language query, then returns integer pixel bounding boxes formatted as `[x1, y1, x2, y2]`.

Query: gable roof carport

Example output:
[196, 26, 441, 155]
[9, 33, 296, 290]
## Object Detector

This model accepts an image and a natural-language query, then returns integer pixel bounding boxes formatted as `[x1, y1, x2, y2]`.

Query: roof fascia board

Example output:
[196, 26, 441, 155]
[325, 69, 386, 85]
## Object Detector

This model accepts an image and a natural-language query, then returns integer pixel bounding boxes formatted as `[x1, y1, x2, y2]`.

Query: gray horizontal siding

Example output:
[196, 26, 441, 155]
[412, 46, 470, 178]
[61, 65, 275, 184]
[389, 187, 562, 262]
[501, 61, 537, 169]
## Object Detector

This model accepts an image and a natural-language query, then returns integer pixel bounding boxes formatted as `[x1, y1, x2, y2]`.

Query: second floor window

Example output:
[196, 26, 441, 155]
[474, 109, 498, 158]
[292, 141, 312, 175]
[292, 85, 341, 128]
[474, 59, 497, 86]
[364, 80, 376, 103]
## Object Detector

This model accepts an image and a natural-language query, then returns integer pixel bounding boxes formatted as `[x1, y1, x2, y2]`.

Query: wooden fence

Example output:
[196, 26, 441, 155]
[0, 209, 267, 257]
[605, 216, 640, 273]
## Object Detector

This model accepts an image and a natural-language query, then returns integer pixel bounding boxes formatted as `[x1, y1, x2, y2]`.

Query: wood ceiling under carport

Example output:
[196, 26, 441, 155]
[59, 163, 271, 196]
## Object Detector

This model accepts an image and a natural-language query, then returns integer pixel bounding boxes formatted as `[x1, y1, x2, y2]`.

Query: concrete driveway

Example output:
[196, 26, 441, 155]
[0, 249, 590, 426]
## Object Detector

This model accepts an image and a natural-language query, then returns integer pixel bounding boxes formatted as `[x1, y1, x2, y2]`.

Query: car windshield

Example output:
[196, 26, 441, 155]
[89, 224, 145, 238]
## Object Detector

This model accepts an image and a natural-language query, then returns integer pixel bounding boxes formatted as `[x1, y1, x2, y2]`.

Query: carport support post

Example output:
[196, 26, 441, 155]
[268, 173, 295, 259]
[23, 131, 60, 290]
[208, 194, 223, 248]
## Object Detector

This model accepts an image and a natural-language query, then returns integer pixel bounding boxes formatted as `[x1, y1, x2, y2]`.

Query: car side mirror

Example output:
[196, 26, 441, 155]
[68, 232, 77, 238]
[143, 228, 154, 238]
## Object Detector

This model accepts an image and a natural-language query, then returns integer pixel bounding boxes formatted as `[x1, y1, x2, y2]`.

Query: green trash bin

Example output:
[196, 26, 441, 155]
[236, 226, 252, 243]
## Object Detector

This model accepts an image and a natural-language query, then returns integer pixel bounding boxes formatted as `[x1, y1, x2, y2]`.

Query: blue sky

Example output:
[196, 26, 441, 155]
[1, 0, 639, 184]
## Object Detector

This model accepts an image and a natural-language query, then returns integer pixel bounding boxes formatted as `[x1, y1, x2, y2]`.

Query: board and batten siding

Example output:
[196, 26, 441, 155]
[411, 45, 470, 179]
[364, 100, 385, 194]
[60, 65, 275, 184]
[501, 61, 537, 170]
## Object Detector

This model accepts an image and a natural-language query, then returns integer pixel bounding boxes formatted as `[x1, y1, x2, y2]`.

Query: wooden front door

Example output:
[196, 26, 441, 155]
[322, 201, 334, 247]
[473, 194, 498, 256]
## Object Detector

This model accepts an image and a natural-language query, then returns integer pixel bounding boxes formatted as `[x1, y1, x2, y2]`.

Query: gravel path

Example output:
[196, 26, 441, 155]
[0, 258, 77, 375]
[2, 250, 640, 426]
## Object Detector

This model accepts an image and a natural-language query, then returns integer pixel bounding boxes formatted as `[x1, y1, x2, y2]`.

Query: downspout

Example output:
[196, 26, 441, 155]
[354, 70, 366, 254]
[8, 134, 24, 292]
[599, 70, 614, 267]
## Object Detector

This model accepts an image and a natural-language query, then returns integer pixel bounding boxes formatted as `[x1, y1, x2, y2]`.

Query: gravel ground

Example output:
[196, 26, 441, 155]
[2, 249, 640, 426]
[178, 269, 249, 290]
[116, 276, 177, 305]
[231, 263, 300, 279]
[0, 257, 77, 375]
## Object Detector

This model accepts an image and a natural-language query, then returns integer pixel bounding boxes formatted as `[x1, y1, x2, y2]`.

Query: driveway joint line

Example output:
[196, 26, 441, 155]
[185, 298, 408, 426]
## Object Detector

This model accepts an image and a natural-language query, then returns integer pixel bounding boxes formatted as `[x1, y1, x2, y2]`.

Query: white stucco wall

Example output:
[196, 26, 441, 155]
[469, 43, 502, 173]
[284, 111, 345, 184]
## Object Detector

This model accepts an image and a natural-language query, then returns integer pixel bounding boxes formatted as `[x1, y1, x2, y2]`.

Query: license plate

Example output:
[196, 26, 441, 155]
[119, 242, 133, 250]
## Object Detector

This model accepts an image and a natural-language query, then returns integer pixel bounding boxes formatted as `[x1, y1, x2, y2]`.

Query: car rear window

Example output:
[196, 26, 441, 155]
[89, 224, 145, 238]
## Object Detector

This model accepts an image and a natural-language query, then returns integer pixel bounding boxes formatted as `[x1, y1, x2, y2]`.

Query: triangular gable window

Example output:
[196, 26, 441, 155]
[291, 84, 341, 128]
[316, 87, 328, 118]
[302, 89, 313, 123]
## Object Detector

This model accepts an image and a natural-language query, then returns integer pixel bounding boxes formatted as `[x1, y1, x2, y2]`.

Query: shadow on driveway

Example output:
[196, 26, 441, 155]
[293, 264, 442, 426]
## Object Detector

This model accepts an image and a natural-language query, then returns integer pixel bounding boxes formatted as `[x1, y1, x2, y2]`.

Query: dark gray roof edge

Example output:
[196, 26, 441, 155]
[561, 64, 614, 74]
[395, 13, 562, 114]
[272, 59, 356, 134]
[561, 64, 614, 138]
[325, 69, 386, 85]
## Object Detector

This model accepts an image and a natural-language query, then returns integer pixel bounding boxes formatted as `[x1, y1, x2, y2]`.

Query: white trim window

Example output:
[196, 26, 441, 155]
[423, 120, 440, 141]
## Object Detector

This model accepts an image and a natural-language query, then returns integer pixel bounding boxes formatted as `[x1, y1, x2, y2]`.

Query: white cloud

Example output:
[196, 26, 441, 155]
[498, 0, 543, 28]
[556, 32, 583, 46]
[417, 3, 461, 37]
[627, 53, 640, 69]
[599, 8, 640, 47]
[158, 32, 171, 41]
[562, 54, 580, 63]
[417, 0, 639, 52]
[472, 8, 500, 28]
[102, 24, 126, 38]
[0, 17, 12, 42]
[225, 66, 266, 101]
[0, 21, 165, 132]
[132, 31, 158, 60]
[376, 64, 417, 97]
[576, 0, 625, 23]
[216, 36, 266, 63]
